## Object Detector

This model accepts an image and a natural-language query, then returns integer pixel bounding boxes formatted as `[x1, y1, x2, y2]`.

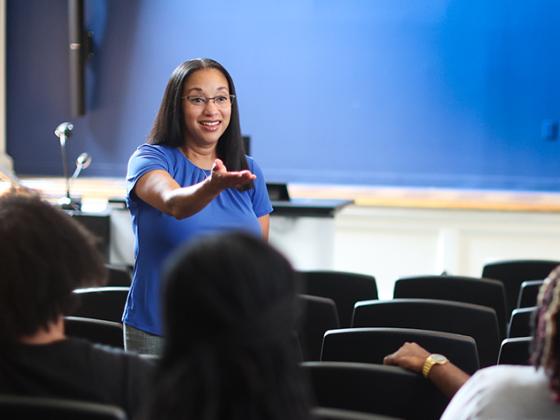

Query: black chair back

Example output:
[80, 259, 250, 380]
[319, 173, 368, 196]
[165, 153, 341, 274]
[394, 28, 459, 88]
[106, 264, 132, 287]
[517, 280, 544, 309]
[64, 316, 124, 348]
[298, 295, 340, 361]
[508, 306, 536, 338]
[0, 394, 127, 420]
[498, 337, 532, 365]
[482, 259, 559, 315]
[301, 271, 378, 327]
[321, 327, 479, 374]
[72, 287, 129, 323]
[393, 275, 507, 339]
[303, 361, 448, 420]
[312, 406, 400, 420]
[352, 298, 500, 367]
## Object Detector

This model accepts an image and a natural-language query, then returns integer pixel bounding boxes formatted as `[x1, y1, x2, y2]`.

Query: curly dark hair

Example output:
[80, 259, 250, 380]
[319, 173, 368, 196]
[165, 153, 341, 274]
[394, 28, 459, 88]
[0, 191, 107, 344]
[148, 58, 251, 189]
[531, 265, 560, 401]
[142, 232, 311, 420]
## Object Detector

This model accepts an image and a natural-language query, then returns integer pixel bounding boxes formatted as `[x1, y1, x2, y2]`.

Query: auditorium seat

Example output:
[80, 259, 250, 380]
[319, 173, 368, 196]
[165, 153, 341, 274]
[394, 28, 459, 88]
[352, 298, 500, 367]
[517, 280, 544, 309]
[106, 264, 132, 287]
[303, 361, 448, 420]
[498, 337, 531, 365]
[312, 406, 400, 420]
[321, 327, 479, 374]
[300, 271, 378, 327]
[393, 275, 507, 339]
[0, 394, 127, 420]
[298, 294, 340, 361]
[482, 259, 559, 315]
[64, 316, 124, 349]
[508, 306, 536, 338]
[72, 287, 129, 323]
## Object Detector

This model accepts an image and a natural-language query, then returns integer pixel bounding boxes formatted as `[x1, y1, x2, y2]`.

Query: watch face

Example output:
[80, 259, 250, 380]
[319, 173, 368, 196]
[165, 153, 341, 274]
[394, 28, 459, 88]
[431, 354, 448, 363]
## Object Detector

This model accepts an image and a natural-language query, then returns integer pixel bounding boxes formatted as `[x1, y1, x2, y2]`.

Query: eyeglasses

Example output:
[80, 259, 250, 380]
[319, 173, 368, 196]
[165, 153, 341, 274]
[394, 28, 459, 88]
[183, 95, 235, 107]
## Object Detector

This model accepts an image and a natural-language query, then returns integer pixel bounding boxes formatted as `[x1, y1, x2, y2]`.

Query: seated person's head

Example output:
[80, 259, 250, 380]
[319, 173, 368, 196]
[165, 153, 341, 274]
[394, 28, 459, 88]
[145, 231, 310, 420]
[0, 191, 106, 345]
[531, 267, 560, 399]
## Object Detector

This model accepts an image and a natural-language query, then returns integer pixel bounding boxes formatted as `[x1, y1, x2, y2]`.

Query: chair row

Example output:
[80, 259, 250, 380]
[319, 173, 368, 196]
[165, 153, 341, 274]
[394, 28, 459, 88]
[307, 336, 530, 419]
[302, 268, 548, 338]
[0, 393, 396, 420]
[65, 313, 532, 369]
[71, 265, 547, 366]
[98, 259, 559, 322]
[321, 327, 530, 368]
[68, 286, 503, 366]
[82, 261, 555, 335]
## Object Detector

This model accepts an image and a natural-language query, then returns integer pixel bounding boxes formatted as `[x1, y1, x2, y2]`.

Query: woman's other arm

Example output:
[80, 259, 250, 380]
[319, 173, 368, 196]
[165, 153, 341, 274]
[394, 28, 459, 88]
[258, 214, 270, 240]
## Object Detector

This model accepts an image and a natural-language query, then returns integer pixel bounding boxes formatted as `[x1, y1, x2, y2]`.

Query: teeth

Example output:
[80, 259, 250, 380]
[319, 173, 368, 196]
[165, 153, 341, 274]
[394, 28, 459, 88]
[200, 121, 219, 126]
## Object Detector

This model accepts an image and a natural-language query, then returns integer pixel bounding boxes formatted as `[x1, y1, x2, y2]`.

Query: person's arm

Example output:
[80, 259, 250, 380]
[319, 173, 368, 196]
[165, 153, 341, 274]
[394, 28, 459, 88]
[383, 342, 471, 399]
[258, 214, 270, 240]
[135, 158, 255, 220]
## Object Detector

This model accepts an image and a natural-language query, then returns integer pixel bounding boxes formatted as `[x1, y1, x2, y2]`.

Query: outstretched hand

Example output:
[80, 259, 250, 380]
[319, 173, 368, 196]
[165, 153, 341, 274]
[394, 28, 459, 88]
[383, 342, 431, 374]
[208, 158, 256, 191]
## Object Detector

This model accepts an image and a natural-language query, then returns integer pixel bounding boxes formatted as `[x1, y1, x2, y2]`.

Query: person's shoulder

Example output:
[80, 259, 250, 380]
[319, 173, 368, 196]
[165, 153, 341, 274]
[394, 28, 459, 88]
[128, 144, 179, 172]
[441, 365, 546, 420]
[464, 367, 558, 419]
[245, 155, 264, 173]
[461, 365, 548, 404]
[483, 365, 550, 390]
[134, 143, 176, 157]
[244, 154, 254, 165]
[471, 364, 538, 384]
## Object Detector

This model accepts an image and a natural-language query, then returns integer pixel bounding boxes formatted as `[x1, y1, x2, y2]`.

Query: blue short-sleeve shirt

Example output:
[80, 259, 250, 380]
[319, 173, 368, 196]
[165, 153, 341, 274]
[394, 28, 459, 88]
[123, 144, 273, 335]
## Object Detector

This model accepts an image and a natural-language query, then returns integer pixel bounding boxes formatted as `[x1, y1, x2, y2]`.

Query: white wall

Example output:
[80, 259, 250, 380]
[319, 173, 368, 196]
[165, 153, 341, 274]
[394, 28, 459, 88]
[109, 203, 560, 300]
[333, 206, 560, 299]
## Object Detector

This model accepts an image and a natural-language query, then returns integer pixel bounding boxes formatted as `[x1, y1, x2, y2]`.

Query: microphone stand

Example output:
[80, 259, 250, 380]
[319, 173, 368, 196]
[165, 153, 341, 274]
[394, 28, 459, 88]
[55, 123, 81, 211]
[60, 134, 71, 203]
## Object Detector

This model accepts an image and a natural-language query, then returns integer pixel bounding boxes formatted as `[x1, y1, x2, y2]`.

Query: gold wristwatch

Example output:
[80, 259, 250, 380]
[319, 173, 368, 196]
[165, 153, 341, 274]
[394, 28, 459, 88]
[422, 354, 448, 378]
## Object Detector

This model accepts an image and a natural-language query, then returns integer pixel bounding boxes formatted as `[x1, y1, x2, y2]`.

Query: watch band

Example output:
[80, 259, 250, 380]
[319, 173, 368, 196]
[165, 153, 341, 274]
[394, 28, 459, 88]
[422, 353, 448, 378]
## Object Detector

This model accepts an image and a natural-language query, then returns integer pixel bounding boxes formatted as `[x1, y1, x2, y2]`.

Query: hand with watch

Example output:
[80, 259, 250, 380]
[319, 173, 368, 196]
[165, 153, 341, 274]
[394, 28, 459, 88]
[384, 342, 469, 399]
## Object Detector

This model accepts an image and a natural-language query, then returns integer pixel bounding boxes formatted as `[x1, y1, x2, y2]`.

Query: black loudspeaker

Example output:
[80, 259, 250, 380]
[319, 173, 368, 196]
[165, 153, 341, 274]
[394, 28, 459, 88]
[68, 0, 87, 117]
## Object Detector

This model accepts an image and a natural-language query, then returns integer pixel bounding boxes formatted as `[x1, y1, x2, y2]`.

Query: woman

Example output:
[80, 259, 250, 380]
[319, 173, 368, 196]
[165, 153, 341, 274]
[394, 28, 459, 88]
[124, 59, 273, 354]
[141, 231, 311, 420]
[384, 266, 560, 419]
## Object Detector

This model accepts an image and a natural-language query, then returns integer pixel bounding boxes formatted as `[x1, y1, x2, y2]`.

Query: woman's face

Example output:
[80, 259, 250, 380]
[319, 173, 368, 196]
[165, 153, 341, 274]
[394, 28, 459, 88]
[182, 68, 232, 149]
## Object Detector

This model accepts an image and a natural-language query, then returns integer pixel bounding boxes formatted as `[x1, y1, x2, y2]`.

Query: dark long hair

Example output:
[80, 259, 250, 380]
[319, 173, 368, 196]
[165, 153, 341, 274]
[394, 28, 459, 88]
[149, 58, 248, 174]
[142, 232, 311, 420]
[531, 266, 560, 402]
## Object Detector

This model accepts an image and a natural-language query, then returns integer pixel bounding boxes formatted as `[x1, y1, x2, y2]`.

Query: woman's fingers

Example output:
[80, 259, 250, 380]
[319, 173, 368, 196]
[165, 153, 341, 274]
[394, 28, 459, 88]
[210, 168, 256, 190]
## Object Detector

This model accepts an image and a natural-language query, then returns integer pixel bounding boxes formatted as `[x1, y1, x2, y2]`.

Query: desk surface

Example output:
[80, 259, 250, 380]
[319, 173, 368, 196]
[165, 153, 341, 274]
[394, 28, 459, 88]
[272, 199, 352, 217]
[18, 176, 560, 213]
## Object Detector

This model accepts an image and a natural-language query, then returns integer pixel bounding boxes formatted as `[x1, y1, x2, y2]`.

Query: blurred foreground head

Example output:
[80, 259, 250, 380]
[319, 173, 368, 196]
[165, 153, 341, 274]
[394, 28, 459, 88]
[146, 231, 310, 420]
[0, 191, 106, 345]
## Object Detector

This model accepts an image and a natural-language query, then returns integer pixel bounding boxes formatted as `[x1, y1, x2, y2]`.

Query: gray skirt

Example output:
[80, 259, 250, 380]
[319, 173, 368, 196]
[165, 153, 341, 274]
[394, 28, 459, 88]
[123, 323, 164, 356]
